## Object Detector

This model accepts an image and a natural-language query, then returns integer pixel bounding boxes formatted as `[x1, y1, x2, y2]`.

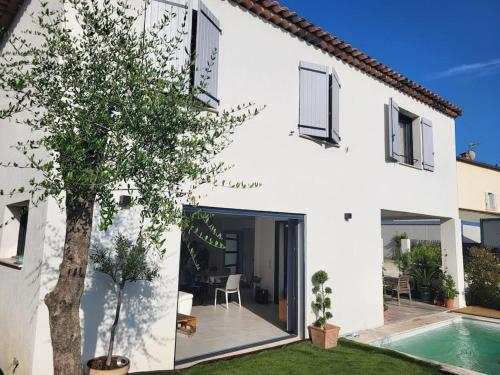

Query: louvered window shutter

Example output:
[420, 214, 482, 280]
[388, 98, 401, 161]
[194, 1, 221, 108]
[298, 62, 330, 138]
[486, 193, 497, 211]
[421, 117, 435, 171]
[330, 67, 341, 143]
[145, 0, 192, 72]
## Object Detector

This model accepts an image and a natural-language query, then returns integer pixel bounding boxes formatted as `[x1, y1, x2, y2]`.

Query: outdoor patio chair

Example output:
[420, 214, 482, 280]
[214, 274, 242, 309]
[392, 275, 412, 305]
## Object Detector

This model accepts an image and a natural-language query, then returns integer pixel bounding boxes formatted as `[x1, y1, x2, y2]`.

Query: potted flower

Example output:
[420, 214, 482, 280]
[87, 234, 159, 374]
[442, 272, 459, 309]
[309, 270, 340, 349]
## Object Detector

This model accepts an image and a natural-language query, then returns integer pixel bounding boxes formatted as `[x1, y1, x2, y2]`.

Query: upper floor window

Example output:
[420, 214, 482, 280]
[399, 113, 415, 166]
[388, 98, 434, 171]
[298, 61, 340, 144]
[145, 0, 221, 109]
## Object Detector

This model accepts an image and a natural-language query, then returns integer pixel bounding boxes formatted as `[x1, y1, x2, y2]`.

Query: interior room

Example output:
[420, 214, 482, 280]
[175, 207, 302, 364]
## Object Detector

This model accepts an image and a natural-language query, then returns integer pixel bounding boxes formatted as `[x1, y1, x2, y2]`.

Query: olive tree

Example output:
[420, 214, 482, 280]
[0, 0, 259, 373]
[90, 234, 159, 369]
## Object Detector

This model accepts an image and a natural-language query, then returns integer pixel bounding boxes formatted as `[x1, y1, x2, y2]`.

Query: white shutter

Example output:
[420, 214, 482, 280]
[388, 98, 401, 161]
[421, 117, 435, 171]
[145, 0, 192, 72]
[486, 193, 497, 211]
[194, 1, 221, 108]
[330, 67, 341, 143]
[299, 61, 329, 138]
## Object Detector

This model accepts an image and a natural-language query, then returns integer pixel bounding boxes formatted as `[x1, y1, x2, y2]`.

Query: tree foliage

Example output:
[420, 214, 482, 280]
[465, 247, 500, 309]
[0, 0, 260, 372]
[0, 0, 259, 245]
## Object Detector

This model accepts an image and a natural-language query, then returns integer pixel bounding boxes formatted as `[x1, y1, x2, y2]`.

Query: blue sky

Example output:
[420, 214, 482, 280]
[280, 0, 500, 165]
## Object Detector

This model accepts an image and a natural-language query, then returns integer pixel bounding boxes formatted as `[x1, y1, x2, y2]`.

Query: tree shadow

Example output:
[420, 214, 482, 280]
[81, 204, 176, 368]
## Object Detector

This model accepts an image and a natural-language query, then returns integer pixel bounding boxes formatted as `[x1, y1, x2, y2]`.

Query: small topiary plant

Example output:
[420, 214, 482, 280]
[312, 270, 333, 328]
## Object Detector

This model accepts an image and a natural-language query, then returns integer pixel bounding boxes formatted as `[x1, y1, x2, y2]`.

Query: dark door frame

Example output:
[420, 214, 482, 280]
[274, 221, 288, 304]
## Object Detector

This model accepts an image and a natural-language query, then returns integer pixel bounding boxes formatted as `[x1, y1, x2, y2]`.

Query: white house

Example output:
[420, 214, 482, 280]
[0, 0, 465, 373]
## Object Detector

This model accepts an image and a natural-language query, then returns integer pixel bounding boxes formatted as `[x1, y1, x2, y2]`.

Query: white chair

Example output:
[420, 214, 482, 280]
[214, 274, 242, 309]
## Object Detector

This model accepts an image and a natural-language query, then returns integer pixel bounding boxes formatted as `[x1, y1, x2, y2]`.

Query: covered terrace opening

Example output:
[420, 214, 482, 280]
[174, 206, 305, 365]
[381, 210, 461, 325]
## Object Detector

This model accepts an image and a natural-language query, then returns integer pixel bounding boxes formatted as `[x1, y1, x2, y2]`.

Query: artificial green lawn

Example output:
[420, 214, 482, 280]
[178, 339, 442, 375]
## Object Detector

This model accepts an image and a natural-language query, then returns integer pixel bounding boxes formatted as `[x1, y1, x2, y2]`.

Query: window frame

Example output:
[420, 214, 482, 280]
[0, 201, 30, 270]
[398, 112, 415, 166]
[223, 232, 239, 274]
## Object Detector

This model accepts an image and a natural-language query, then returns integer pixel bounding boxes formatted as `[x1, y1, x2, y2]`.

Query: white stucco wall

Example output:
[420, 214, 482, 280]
[0, 0, 465, 373]
[191, 0, 463, 333]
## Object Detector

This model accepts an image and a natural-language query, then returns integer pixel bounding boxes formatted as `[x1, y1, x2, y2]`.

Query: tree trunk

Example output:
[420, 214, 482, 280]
[106, 281, 125, 367]
[45, 195, 95, 375]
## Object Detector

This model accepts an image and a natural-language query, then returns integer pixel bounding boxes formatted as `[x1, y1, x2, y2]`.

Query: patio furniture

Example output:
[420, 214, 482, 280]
[176, 313, 197, 337]
[177, 291, 194, 315]
[392, 276, 412, 305]
[214, 274, 242, 309]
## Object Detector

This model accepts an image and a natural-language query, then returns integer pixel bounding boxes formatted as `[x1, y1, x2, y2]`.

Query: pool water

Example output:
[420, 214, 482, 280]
[382, 319, 500, 375]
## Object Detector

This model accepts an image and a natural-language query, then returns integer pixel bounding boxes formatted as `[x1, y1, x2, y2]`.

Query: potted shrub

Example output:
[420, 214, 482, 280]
[309, 270, 340, 349]
[383, 303, 389, 321]
[87, 234, 159, 374]
[442, 272, 459, 309]
[409, 242, 442, 302]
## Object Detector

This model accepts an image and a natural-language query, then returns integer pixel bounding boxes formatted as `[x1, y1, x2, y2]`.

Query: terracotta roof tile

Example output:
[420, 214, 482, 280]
[232, 0, 462, 118]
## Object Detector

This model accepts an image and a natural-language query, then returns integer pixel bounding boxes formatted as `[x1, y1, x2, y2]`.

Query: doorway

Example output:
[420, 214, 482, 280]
[175, 206, 304, 365]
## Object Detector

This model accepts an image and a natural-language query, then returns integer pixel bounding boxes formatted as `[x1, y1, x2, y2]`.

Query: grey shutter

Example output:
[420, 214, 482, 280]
[194, 1, 221, 108]
[330, 67, 341, 143]
[299, 61, 329, 138]
[145, 0, 192, 72]
[421, 117, 435, 171]
[388, 98, 400, 160]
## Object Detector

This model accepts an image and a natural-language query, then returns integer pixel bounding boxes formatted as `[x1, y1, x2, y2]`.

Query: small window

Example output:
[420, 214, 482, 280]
[388, 98, 429, 170]
[224, 233, 238, 274]
[486, 192, 497, 211]
[399, 113, 414, 165]
[0, 201, 29, 269]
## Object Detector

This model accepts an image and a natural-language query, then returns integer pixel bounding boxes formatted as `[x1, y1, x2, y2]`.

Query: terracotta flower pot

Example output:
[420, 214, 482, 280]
[309, 324, 340, 349]
[445, 298, 454, 309]
[384, 308, 389, 321]
[87, 356, 130, 375]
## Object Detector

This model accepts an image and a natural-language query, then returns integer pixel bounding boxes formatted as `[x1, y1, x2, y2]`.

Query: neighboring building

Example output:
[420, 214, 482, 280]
[0, 0, 465, 373]
[457, 155, 500, 246]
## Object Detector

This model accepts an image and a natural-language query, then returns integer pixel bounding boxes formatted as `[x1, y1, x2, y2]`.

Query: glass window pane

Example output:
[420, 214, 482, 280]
[226, 239, 238, 252]
[225, 253, 237, 265]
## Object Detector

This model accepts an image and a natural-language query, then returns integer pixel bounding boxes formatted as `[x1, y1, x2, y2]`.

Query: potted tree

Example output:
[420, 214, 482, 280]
[309, 271, 340, 349]
[87, 234, 159, 374]
[442, 273, 459, 309]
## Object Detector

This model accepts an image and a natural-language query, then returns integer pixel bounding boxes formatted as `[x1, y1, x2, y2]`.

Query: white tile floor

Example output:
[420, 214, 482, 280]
[175, 289, 290, 362]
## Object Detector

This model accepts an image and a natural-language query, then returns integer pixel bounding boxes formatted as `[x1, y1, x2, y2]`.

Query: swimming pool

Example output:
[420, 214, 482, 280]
[380, 318, 500, 374]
